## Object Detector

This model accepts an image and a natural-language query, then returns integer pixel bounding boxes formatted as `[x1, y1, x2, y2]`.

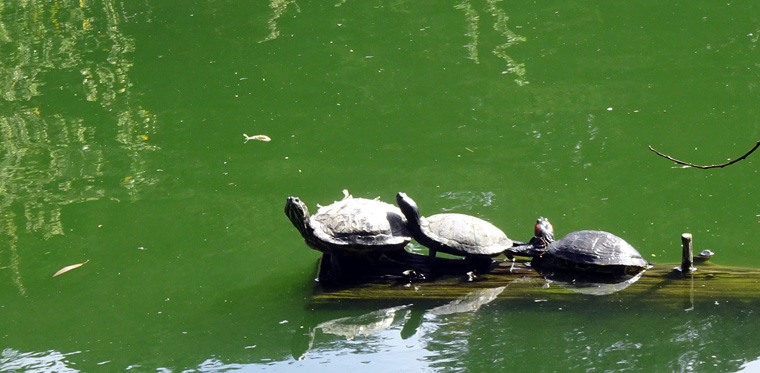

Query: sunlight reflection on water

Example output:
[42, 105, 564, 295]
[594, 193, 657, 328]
[0, 348, 79, 373]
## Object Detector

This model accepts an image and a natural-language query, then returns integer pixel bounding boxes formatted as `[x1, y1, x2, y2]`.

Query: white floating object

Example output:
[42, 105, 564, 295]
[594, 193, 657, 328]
[244, 134, 271, 143]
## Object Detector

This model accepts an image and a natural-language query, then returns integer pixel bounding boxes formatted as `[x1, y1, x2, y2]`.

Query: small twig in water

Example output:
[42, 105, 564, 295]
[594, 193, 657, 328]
[648, 141, 760, 169]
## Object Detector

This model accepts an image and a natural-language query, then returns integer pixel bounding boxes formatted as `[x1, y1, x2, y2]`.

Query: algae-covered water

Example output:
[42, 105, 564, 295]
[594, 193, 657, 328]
[1, 1, 759, 371]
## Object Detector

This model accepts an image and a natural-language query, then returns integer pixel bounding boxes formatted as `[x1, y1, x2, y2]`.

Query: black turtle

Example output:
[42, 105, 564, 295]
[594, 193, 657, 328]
[396, 192, 516, 269]
[285, 192, 411, 257]
[512, 217, 648, 277]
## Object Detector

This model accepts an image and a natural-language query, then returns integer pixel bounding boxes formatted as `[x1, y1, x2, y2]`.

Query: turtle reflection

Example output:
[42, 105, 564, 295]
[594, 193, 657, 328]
[428, 286, 507, 315]
[292, 304, 411, 360]
[540, 271, 646, 296]
[295, 286, 508, 359]
[314, 304, 411, 340]
[398, 285, 508, 339]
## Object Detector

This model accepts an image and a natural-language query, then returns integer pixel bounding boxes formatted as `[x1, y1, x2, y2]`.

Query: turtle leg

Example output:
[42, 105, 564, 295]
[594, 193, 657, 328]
[321, 254, 368, 285]
[381, 250, 434, 280]
[316, 253, 342, 286]
[327, 253, 356, 284]
[329, 253, 342, 276]
[428, 248, 438, 268]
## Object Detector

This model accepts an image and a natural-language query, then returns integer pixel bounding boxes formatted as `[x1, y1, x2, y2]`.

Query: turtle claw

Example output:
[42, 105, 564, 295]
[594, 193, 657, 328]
[465, 271, 477, 282]
[401, 269, 426, 283]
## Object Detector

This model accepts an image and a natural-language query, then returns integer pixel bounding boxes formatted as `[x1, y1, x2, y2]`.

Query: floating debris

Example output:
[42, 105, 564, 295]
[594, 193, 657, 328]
[53, 260, 89, 277]
[244, 134, 271, 143]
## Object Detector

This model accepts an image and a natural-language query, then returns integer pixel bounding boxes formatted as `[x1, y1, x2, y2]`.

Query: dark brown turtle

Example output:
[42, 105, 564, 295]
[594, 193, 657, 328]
[512, 217, 648, 277]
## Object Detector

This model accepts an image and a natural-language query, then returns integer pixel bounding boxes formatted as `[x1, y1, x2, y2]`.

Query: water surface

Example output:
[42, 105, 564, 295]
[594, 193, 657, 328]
[1, 0, 759, 371]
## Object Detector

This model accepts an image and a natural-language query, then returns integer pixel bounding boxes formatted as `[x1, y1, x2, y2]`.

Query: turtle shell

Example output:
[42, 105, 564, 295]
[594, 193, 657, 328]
[420, 213, 513, 257]
[310, 197, 411, 255]
[533, 230, 647, 275]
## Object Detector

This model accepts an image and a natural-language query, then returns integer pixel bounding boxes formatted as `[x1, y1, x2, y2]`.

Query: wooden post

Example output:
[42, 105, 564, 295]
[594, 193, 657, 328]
[681, 233, 694, 273]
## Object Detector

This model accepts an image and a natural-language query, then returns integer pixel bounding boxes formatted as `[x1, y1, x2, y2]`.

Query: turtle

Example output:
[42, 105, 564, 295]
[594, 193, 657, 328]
[694, 249, 715, 263]
[285, 192, 412, 257]
[395, 192, 518, 269]
[515, 217, 649, 277]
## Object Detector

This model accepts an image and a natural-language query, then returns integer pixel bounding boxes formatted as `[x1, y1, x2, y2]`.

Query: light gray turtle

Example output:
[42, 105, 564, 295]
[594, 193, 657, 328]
[395, 192, 517, 265]
[285, 191, 411, 257]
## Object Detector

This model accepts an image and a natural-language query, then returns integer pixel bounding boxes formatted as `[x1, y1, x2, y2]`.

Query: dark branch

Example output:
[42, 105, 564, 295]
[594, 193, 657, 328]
[648, 141, 760, 169]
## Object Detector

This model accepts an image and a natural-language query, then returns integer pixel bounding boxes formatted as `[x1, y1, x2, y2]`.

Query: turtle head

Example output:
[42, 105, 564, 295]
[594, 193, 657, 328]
[531, 217, 555, 248]
[505, 217, 555, 258]
[396, 192, 422, 227]
[285, 196, 311, 238]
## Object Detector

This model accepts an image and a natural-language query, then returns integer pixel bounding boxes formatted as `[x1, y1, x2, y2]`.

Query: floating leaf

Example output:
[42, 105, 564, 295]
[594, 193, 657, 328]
[53, 260, 89, 277]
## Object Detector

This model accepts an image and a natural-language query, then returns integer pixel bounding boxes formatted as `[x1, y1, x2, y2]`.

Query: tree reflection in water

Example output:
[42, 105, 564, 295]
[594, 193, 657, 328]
[0, 0, 158, 295]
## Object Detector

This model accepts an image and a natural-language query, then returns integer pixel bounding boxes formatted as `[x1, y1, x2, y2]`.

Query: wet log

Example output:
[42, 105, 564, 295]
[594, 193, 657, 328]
[310, 255, 760, 306]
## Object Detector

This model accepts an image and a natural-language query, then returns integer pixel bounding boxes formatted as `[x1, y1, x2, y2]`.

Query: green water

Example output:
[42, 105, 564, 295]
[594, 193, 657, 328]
[1, 0, 759, 371]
